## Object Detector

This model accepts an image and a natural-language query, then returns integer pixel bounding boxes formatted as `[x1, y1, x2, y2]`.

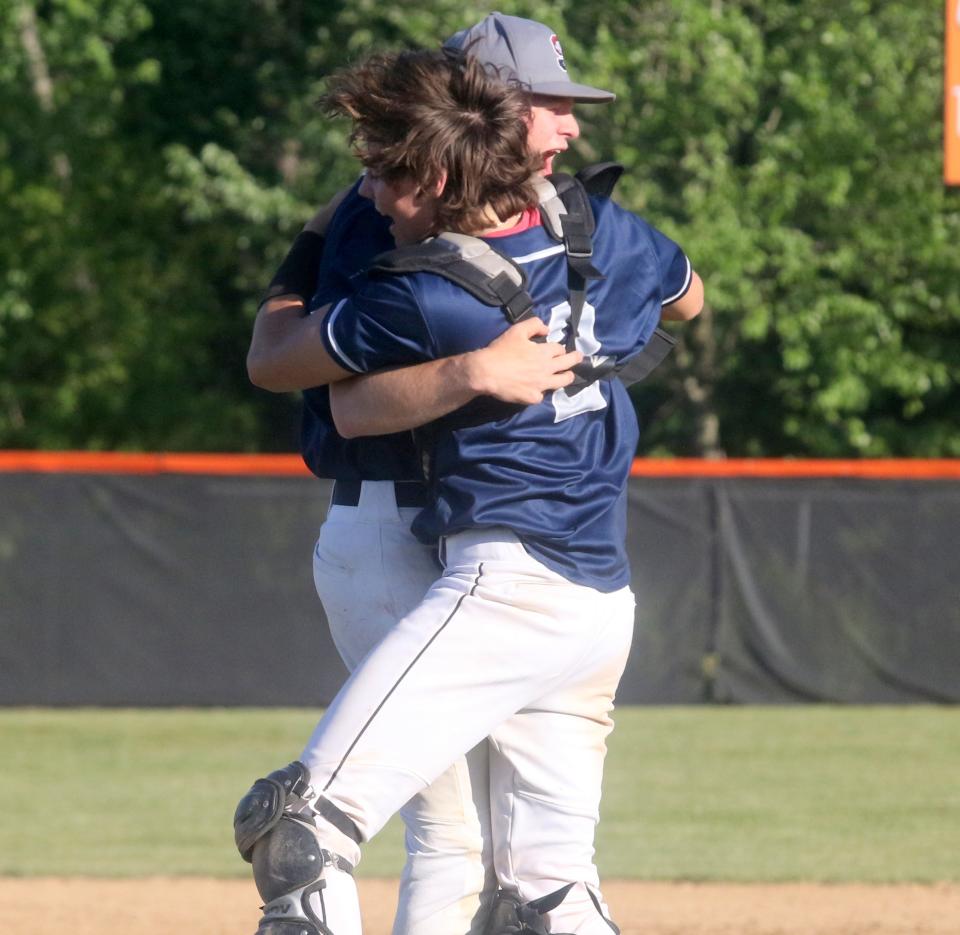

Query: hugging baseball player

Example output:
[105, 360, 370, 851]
[236, 16, 702, 935]
[248, 14, 629, 935]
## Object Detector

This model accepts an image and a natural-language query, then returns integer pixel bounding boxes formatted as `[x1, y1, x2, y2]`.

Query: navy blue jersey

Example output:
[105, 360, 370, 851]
[321, 197, 691, 591]
[299, 181, 424, 481]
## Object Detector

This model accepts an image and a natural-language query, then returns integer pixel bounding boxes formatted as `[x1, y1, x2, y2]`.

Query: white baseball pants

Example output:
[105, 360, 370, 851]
[305, 526, 635, 935]
[313, 481, 496, 934]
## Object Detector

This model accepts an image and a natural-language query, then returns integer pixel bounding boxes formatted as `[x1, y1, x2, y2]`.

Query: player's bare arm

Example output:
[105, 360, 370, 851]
[247, 297, 352, 391]
[660, 270, 705, 321]
[330, 317, 583, 438]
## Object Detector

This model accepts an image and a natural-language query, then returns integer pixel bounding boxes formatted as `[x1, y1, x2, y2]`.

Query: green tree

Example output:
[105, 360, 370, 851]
[585, 0, 960, 455]
[2, 1, 957, 456]
[0, 0, 318, 450]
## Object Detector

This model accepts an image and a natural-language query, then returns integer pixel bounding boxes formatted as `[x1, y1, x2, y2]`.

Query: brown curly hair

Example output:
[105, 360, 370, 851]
[320, 49, 541, 234]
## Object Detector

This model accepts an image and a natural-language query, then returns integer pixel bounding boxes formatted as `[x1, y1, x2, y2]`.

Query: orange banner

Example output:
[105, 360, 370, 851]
[948, 0, 960, 183]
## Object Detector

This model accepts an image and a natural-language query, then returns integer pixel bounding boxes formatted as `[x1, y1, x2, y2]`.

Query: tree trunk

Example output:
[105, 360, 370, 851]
[682, 304, 724, 458]
[17, 2, 71, 182]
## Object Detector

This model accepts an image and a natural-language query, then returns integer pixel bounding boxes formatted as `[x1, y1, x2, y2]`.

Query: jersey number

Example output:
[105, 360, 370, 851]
[546, 300, 610, 423]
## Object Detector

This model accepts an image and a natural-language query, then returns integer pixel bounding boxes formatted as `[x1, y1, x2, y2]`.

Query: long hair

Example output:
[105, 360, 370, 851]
[320, 50, 541, 234]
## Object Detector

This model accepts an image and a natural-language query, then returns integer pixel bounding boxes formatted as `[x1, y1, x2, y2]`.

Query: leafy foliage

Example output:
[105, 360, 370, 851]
[588, 1, 960, 455]
[1, 0, 957, 454]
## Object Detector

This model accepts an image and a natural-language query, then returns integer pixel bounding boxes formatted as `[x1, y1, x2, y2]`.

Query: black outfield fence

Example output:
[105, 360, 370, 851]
[1, 453, 957, 706]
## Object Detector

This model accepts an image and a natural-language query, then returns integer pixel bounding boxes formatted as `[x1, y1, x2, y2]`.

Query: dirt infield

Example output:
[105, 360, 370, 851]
[3, 878, 959, 934]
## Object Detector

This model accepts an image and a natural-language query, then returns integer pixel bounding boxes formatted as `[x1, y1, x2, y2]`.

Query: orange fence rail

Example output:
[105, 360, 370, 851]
[947, 0, 960, 184]
[0, 451, 310, 476]
[629, 458, 960, 479]
[2, 451, 960, 479]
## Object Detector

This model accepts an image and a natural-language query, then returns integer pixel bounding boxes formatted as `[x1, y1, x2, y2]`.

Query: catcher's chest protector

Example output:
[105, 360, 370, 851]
[367, 163, 675, 393]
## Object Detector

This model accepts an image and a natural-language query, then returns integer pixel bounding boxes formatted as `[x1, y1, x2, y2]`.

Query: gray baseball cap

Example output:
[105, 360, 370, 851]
[443, 12, 615, 103]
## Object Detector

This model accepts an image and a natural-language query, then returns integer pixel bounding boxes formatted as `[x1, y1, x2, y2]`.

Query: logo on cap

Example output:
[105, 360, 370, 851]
[550, 34, 567, 73]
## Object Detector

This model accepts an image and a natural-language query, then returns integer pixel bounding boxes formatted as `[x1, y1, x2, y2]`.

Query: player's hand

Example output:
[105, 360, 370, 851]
[466, 318, 583, 405]
[303, 186, 352, 237]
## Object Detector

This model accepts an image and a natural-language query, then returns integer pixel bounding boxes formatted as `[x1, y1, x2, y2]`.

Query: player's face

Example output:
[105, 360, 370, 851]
[359, 171, 438, 245]
[526, 95, 580, 174]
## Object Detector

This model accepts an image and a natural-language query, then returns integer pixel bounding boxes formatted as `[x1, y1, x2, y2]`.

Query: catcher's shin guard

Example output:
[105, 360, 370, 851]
[483, 883, 619, 935]
[235, 762, 362, 935]
[482, 886, 571, 934]
[251, 816, 359, 935]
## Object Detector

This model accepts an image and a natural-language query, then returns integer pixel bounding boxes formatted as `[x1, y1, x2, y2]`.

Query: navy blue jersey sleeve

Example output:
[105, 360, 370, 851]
[594, 198, 693, 309]
[309, 179, 394, 311]
[320, 275, 436, 374]
[644, 223, 692, 305]
[585, 199, 693, 366]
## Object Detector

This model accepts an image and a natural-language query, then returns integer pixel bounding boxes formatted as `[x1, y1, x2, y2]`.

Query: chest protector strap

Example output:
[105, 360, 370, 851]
[543, 165, 676, 392]
[368, 232, 534, 323]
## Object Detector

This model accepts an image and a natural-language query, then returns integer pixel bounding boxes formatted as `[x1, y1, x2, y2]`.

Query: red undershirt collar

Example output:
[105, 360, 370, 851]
[483, 205, 542, 238]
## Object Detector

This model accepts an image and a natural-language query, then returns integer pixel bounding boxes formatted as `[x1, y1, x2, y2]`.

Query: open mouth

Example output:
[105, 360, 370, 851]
[542, 149, 564, 171]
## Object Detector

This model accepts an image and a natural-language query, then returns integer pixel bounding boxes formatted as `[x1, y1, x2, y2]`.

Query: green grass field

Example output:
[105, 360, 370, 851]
[2, 706, 956, 882]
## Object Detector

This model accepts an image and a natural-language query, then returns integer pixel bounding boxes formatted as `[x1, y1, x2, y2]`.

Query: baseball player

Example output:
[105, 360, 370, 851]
[257, 13, 618, 935]
[237, 46, 702, 935]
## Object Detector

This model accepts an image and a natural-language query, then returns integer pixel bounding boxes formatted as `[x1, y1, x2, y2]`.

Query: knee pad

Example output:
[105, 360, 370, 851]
[235, 762, 362, 935]
[255, 919, 330, 935]
[235, 761, 315, 862]
[483, 890, 550, 935]
[483, 884, 583, 935]
[484, 884, 619, 935]
[255, 923, 321, 935]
